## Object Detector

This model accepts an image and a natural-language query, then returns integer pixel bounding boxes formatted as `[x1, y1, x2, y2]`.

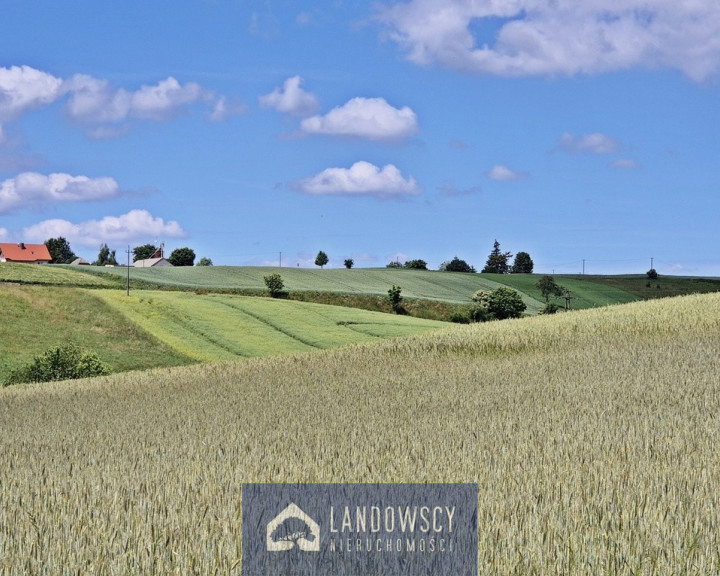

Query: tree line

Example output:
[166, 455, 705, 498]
[42, 237, 210, 267]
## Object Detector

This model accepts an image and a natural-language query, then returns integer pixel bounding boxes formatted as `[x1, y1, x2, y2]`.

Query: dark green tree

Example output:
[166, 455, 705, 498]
[133, 244, 157, 262]
[387, 285, 404, 314]
[440, 256, 476, 273]
[647, 268, 658, 279]
[94, 243, 118, 266]
[482, 240, 512, 274]
[197, 257, 213, 266]
[263, 273, 285, 297]
[169, 247, 195, 266]
[511, 251, 534, 273]
[344, 258, 354, 269]
[386, 261, 403, 268]
[44, 237, 76, 264]
[404, 259, 428, 270]
[315, 250, 329, 268]
[487, 287, 526, 320]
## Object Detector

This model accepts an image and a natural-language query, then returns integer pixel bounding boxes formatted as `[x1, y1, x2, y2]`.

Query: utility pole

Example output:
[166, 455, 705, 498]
[279, 251, 282, 267]
[650, 256, 654, 270]
[582, 259, 585, 275]
[126, 245, 131, 296]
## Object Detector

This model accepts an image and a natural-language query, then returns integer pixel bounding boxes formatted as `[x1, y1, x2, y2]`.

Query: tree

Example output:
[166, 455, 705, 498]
[133, 244, 157, 262]
[94, 243, 118, 266]
[439, 256, 476, 273]
[482, 240, 512, 274]
[264, 273, 285, 298]
[44, 237, 76, 264]
[315, 250, 329, 268]
[386, 261, 403, 268]
[647, 268, 658, 279]
[387, 285, 404, 314]
[404, 259, 428, 270]
[536, 275, 564, 304]
[511, 251, 534, 273]
[487, 287, 526, 320]
[344, 258, 354, 269]
[197, 257, 213, 266]
[169, 247, 195, 266]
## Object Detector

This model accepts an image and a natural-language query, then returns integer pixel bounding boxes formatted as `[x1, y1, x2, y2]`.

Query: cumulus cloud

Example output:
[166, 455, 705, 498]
[295, 161, 420, 198]
[300, 97, 418, 141]
[22, 209, 186, 247]
[0, 172, 121, 214]
[0, 65, 64, 121]
[259, 76, 319, 116]
[0, 65, 239, 138]
[558, 132, 620, 155]
[377, 0, 720, 81]
[485, 165, 529, 181]
[65, 75, 213, 123]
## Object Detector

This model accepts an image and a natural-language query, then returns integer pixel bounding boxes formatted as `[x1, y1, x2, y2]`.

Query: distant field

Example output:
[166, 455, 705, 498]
[0, 262, 118, 287]
[64, 265, 660, 312]
[93, 290, 447, 362]
[1, 293, 718, 574]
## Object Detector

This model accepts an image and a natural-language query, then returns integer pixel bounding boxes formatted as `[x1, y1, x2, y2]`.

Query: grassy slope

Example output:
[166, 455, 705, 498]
[65, 265, 657, 312]
[93, 290, 446, 362]
[0, 284, 193, 378]
[1, 293, 718, 573]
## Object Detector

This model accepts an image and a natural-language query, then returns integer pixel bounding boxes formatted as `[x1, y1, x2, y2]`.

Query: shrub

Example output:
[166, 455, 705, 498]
[440, 257, 476, 273]
[4, 343, 110, 386]
[647, 268, 658, 279]
[404, 259, 428, 270]
[263, 273, 285, 298]
[386, 261, 403, 268]
[344, 259, 354, 269]
[541, 302, 560, 315]
[487, 287, 527, 320]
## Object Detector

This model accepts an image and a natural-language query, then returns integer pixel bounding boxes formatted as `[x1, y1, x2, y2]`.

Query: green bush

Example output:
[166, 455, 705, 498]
[4, 344, 111, 386]
[487, 287, 527, 320]
[263, 273, 285, 298]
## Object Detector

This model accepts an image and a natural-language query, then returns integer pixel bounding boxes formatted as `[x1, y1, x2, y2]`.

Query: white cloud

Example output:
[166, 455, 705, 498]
[610, 158, 641, 169]
[259, 76, 319, 116]
[377, 1, 720, 81]
[0, 65, 64, 121]
[295, 161, 420, 198]
[0, 172, 121, 214]
[65, 75, 212, 123]
[300, 97, 418, 141]
[210, 95, 248, 122]
[22, 209, 186, 247]
[485, 165, 529, 181]
[558, 132, 620, 155]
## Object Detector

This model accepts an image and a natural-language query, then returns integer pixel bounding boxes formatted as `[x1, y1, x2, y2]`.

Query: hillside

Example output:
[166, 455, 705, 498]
[1, 293, 718, 574]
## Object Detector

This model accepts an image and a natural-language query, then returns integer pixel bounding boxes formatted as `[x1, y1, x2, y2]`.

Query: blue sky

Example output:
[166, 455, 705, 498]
[1, 0, 718, 274]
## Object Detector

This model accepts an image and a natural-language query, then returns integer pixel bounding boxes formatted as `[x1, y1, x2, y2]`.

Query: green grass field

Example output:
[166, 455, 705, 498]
[93, 290, 447, 362]
[1, 292, 718, 574]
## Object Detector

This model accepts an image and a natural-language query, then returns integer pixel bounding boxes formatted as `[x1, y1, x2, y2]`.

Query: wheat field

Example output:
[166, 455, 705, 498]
[1, 293, 719, 574]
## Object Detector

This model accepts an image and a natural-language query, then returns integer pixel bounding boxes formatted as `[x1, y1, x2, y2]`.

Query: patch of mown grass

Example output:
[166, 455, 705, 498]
[0, 284, 194, 379]
[573, 274, 720, 300]
[93, 290, 447, 362]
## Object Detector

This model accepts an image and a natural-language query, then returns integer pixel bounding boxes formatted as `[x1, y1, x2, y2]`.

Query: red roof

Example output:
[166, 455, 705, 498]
[0, 243, 53, 263]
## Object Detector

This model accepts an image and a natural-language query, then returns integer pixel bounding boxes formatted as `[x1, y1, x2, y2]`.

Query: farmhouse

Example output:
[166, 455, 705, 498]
[0, 242, 52, 264]
[133, 245, 174, 268]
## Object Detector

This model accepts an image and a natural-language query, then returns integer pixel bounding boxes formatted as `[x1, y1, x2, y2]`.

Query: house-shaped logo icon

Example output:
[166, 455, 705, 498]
[266, 502, 320, 552]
